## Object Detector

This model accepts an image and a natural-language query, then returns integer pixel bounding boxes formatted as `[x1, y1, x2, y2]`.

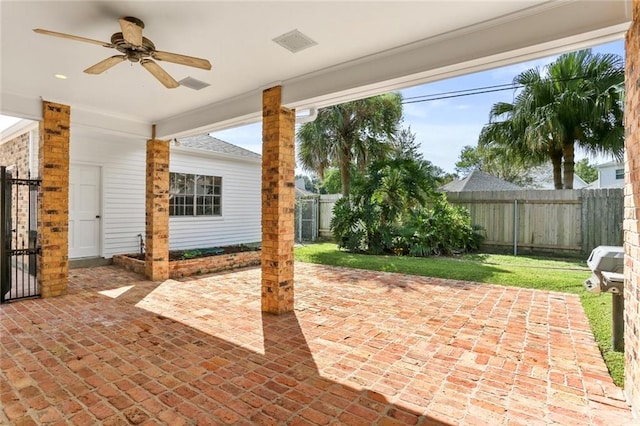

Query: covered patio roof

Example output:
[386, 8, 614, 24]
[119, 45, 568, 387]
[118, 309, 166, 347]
[0, 1, 631, 139]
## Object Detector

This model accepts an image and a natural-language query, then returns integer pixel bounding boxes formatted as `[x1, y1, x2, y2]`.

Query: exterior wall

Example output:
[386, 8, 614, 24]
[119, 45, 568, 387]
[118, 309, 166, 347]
[624, 0, 640, 418]
[624, 0, 640, 420]
[0, 132, 30, 175]
[169, 148, 261, 250]
[70, 129, 261, 258]
[597, 163, 625, 188]
[70, 130, 147, 258]
[0, 131, 32, 251]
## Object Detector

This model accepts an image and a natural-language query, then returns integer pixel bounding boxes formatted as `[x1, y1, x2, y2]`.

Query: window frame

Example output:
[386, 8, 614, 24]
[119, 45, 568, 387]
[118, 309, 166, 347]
[615, 168, 624, 180]
[169, 172, 222, 217]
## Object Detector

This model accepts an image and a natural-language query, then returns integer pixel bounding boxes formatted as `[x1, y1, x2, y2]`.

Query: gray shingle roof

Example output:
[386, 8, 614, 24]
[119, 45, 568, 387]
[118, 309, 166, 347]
[440, 170, 522, 192]
[171, 134, 261, 160]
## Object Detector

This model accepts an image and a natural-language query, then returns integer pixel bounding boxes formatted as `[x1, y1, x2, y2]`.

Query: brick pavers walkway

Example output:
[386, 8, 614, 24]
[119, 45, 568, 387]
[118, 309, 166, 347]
[0, 263, 634, 425]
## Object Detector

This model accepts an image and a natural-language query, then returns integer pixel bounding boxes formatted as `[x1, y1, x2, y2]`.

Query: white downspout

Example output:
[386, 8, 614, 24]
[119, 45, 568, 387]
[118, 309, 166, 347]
[295, 108, 318, 124]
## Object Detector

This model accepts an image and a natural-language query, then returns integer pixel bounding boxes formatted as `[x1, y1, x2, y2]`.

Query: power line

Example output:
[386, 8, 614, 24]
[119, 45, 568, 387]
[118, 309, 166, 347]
[402, 86, 521, 104]
[402, 81, 518, 101]
[400, 75, 601, 105]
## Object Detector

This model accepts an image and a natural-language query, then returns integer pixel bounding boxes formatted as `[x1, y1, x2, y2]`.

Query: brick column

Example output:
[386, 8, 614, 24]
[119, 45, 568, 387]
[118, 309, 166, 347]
[38, 101, 70, 297]
[145, 139, 170, 281]
[261, 86, 295, 314]
[624, 0, 640, 418]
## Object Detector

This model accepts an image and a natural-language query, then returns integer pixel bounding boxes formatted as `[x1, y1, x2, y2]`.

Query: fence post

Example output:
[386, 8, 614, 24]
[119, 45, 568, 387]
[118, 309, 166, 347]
[1, 166, 9, 302]
[513, 199, 518, 256]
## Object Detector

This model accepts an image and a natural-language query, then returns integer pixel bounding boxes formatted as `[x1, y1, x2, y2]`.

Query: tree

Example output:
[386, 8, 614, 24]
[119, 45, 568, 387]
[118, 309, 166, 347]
[297, 93, 403, 197]
[574, 158, 598, 183]
[331, 156, 481, 256]
[392, 126, 457, 186]
[455, 144, 535, 186]
[479, 49, 624, 189]
[391, 126, 423, 161]
[331, 156, 437, 254]
[319, 168, 344, 194]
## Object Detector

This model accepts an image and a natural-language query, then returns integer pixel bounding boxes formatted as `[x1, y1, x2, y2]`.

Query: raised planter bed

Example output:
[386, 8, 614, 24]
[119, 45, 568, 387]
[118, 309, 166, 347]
[113, 246, 261, 279]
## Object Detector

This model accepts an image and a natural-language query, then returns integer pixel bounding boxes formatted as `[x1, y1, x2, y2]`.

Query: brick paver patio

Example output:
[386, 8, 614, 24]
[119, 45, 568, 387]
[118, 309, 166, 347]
[0, 263, 634, 425]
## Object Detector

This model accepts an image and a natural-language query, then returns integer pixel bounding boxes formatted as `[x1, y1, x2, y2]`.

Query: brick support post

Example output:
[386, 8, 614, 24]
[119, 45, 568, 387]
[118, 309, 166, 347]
[625, 0, 640, 418]
[38, 101, 70, 297]
[261, 86, 296, 314]
[145, 139, 170, 281]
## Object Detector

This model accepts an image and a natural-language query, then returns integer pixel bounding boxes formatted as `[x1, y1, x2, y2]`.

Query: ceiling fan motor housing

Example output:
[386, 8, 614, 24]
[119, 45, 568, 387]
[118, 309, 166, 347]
[111, 32, 155, 62]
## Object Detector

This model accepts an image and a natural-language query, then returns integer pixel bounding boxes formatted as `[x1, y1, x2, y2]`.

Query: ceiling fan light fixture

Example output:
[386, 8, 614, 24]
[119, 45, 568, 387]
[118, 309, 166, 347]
[54, 74, 67, 79]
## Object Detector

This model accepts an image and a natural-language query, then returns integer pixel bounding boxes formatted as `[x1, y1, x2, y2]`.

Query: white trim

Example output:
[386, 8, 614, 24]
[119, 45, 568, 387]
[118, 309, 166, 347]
[0, 119, 38, 144]
[170, 145, 261, 164]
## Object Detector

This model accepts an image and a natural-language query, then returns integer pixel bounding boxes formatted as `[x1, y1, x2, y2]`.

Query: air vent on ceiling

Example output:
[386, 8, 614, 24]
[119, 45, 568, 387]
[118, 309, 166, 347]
[179, 77, 211, 91]
[273, 29, 317, 53]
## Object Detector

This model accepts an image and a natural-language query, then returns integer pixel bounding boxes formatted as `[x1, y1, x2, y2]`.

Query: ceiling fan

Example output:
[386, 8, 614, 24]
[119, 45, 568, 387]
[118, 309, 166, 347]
[33, 16, 212, 89]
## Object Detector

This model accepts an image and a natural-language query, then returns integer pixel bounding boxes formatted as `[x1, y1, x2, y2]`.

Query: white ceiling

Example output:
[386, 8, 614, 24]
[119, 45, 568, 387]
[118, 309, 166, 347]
[0, 1, 631, 140]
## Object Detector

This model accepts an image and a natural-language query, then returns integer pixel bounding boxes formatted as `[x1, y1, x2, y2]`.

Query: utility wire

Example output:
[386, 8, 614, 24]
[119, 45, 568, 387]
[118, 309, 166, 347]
[402, 86, 522, 104]
[401, 75, 597, 105]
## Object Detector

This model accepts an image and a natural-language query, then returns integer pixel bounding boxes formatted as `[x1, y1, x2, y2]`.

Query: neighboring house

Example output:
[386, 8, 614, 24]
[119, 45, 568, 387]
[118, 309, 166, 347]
[439, 170, 522, 192]
[294, 177, 316, 197]
[589, 161, 625, 188]
[1, 121, 261, 260]
[526, 164, 588, 189]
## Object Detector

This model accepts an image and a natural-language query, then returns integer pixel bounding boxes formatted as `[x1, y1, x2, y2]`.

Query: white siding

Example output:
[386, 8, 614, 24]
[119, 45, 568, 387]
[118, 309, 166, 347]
[169, 149, 261, 250]
[70, 130, 146, 258]
[597, 164, 625, 188]
[70, 132, 261, 258]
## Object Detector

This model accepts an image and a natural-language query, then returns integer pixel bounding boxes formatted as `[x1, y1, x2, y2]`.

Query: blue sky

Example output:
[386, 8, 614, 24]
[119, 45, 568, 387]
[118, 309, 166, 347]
[211, 39, 625, 174]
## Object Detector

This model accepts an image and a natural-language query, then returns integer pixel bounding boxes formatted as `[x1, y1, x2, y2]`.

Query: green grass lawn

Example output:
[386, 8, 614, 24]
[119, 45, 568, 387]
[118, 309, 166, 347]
[294, 242, 624, 387]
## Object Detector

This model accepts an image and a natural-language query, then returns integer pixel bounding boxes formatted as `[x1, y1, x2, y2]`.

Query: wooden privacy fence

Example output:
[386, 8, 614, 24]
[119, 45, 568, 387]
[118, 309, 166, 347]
[315, 189, 623, 255]
[445, 188, 623, 255]
[318, 194, 341, 238]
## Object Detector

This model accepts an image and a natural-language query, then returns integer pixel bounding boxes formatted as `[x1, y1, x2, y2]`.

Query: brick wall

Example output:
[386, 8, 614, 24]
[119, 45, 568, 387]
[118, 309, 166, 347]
[624, 0, 640, 418]
[0, 132, 31, 251]
[113, 250, 260, 279]
[261, 86, 296, 314]
[145, 139, 170, 281]
[38, 101, 70, 298]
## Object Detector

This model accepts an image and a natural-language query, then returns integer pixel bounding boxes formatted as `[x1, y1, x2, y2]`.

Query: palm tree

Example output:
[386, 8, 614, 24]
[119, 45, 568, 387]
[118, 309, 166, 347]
[479, 49, 624, 189]
[296, 93, 403, 197]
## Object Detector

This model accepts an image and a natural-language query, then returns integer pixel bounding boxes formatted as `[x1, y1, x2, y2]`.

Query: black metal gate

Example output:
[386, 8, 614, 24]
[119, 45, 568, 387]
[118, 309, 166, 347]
[1, 166, 41, 303]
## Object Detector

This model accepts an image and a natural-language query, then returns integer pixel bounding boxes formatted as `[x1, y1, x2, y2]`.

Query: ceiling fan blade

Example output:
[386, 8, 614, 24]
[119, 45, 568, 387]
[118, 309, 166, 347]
[140, 59, 179, 88]
[84, 55, 126, 74]
[119, 17, 143, 47]
[33, 28, 113, 47]
[152, 50, 212, 70]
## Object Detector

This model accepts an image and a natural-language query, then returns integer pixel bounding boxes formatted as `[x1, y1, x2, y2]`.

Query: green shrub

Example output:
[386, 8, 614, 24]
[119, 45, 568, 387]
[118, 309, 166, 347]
[331, 171, 484, 257]
[399, 194, 485, 256]
[181, 249, 202, 260]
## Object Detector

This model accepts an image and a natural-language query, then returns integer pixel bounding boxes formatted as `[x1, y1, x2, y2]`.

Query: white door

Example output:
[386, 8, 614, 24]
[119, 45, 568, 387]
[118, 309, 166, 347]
[69, 164, 101, 258]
